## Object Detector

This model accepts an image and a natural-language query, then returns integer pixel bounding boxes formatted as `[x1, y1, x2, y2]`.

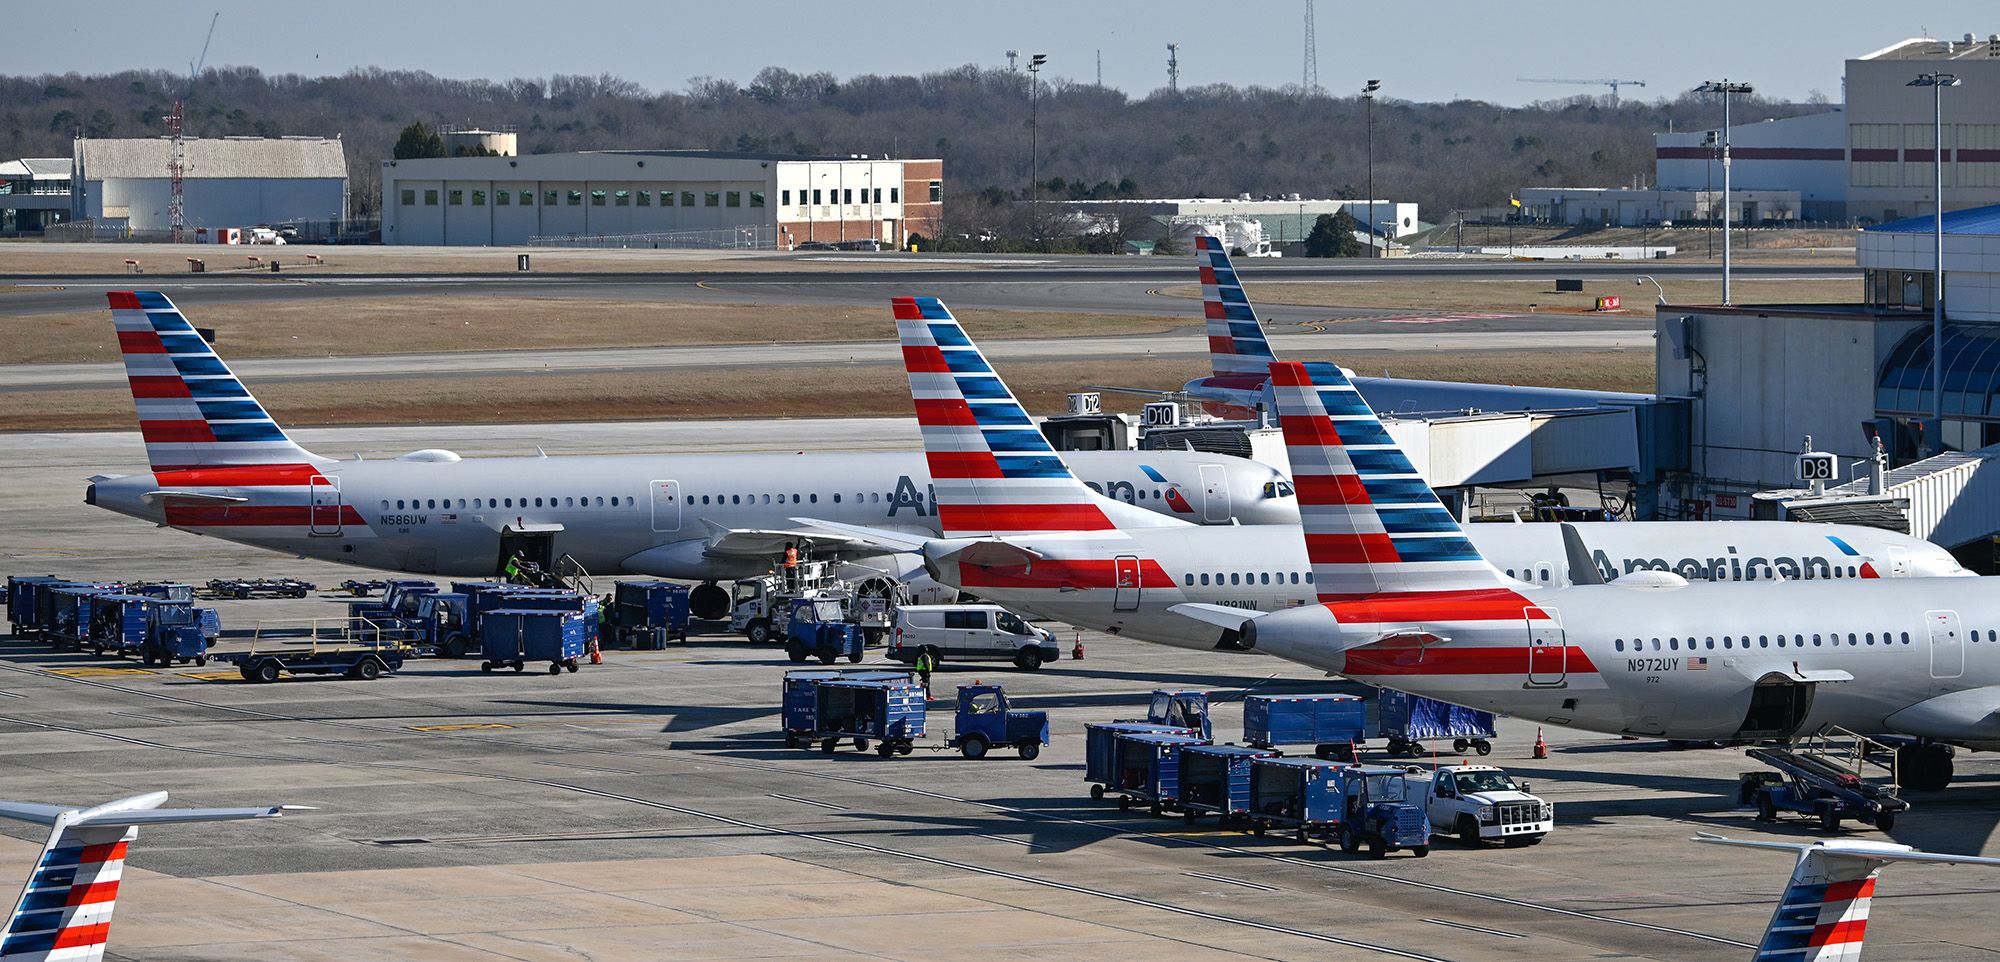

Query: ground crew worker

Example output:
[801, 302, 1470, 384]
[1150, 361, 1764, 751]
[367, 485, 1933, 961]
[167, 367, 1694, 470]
[913, 648, 935, 698]
[782, 542, 800, 590]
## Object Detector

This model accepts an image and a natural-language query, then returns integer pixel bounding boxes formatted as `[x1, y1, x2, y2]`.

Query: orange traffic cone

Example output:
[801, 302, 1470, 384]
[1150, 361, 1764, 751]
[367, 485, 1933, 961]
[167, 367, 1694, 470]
[587, 638, 603, 665]
[1071, 633, 1085, 660]
[1532, 727, 1549, 759]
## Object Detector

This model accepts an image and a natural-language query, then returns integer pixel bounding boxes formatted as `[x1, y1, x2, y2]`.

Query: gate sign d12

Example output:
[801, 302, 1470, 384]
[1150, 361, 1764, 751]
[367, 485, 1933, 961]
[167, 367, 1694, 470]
[1797, 452, 1837, 482]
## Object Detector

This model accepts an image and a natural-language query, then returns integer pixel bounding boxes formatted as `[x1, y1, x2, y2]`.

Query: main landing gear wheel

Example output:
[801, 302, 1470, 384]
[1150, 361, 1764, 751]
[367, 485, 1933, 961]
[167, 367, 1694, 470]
[1898, 744, 1955, 792]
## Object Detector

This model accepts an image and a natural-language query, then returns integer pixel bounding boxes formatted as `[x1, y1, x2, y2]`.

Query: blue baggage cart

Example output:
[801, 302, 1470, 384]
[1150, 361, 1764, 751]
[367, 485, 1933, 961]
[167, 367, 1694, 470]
[478, 608, 588, 675]
[1246, 756, 1348, 843]
[782, 669, 917, 745]
[1244, 693, 1370, 758]
[8, 576, 61, 633]
[1379, 689, 1496, 757]
[1085, 721, 1204, 798]
[785, 597, 863, 664]
[949, 684, 1049, 760]
[219, 640, 405, 683]
[1328, 765, 1433, 858]
[1178, 743, 1281, 823]
[1109, 731, 1210, 815]
[47, 584, 121, 649]
[807, 678, 928, 758]
[85, 593, 176, 656]
[612, 580, 692, 648]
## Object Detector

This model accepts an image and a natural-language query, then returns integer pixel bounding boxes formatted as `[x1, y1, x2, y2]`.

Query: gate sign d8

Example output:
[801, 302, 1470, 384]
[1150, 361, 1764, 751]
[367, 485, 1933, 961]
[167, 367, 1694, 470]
[1797, 452, 1837, 482]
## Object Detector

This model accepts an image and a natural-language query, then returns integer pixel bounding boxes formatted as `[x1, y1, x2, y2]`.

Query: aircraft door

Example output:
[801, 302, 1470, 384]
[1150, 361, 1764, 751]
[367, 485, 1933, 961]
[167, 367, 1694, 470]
[650, 479, 681, 533]
[1525, 606, 1567, 687]
[1113, 555, 1142, 612]
[1198, 464, 1230, 523]
[308, 475, 342, 536]
[1887, 546, 1911, 577]
[1926, 609, 1965, 680]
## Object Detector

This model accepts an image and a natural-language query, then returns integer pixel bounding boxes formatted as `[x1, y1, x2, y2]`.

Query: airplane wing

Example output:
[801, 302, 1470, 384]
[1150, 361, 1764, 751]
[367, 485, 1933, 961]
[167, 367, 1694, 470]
[785, 518, 932, 553]
[698, 519, 906, 559]
[1169, 603, 1268, 631]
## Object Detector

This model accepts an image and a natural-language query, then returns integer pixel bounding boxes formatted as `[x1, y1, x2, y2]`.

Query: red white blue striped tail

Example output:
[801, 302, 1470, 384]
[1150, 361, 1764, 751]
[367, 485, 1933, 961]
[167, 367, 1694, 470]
[894, 296, 1179, 537]
[1196, 235, 1277, 378]
[108, 291, 325, 472]
[1756, 849, 1879, 962]
[1269, 361, 1506, 601]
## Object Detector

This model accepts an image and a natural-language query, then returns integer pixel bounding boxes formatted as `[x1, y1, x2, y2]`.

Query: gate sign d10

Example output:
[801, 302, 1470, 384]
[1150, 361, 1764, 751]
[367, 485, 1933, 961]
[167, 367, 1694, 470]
[1142, 402, 1181, 427]
[1797, 452, 1837, 482]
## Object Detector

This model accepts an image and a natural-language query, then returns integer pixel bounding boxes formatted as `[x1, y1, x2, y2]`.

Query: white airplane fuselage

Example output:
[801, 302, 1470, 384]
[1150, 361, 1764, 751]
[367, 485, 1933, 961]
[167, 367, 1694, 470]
[926, 521, 1967, 651]
[88, 449, 1292, 579]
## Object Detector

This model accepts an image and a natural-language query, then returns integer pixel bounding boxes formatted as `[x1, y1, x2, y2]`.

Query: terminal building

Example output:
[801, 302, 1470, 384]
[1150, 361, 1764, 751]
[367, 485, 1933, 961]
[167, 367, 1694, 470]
[0, 157, 71, 233]
[379, 146, 944, 248]
[1657, 204, 2000, 563]
[70, 136, 349, 233]
[1526, 33, 2000, 225]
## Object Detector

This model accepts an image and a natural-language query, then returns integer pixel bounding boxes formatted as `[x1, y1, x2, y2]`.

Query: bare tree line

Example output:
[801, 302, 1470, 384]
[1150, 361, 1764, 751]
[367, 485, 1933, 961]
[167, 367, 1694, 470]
[2, 64, 1822, 221]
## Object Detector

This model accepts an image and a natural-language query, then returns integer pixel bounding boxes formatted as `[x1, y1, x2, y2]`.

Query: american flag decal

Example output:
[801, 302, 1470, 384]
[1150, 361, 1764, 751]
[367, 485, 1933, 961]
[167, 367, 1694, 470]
[1688, 656, 1708, 670]
[440, 514, 458, 524]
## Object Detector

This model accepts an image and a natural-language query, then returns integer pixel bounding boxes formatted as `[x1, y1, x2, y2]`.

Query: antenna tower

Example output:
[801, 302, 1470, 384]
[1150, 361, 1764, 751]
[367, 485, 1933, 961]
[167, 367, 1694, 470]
[1167, 43, 1180, 92]
[1303, 0, 1319, 94]
[170, 12, 220, 244]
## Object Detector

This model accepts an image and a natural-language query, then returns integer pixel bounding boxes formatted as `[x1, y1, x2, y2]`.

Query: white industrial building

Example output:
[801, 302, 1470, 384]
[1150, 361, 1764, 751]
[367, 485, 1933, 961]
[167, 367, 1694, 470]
[379, 150, 944, 247]
[0, 157, 71, 233]
[70, 136, 348, 233]
[1516, 186, 1802, 227]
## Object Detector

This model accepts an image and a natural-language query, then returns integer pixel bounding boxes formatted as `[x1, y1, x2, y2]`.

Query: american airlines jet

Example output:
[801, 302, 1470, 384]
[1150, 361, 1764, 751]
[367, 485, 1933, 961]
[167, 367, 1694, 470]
[1168, 360, 2000, 790]
[83, 291, 1294, 614]
[824, 297, 1961, 648]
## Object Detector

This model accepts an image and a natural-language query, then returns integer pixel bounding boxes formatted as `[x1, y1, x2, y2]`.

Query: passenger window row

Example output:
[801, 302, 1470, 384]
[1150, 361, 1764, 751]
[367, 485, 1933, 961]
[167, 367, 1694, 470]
[383, 496, 629, 510]
[1183, 571, 1313, 587]
[1612, 631, 1920, 653]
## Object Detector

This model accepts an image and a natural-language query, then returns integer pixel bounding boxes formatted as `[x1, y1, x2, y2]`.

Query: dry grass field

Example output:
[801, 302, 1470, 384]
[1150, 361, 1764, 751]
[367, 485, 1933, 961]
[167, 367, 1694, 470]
[1155, 275, 1858, 315]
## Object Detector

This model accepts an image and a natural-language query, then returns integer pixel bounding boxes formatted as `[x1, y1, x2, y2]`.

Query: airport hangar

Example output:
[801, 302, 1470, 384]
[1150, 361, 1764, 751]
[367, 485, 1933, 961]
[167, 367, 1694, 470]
[379, 141, 944, 247]
[1524, 33, 2000, 226]
[66, 135, 349, 234]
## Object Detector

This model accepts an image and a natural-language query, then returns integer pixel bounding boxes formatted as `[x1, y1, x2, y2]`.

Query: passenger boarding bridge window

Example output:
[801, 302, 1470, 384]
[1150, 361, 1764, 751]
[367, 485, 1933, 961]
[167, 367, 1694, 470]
[637, 191, 650, 206]
[471, 190, 485, 206]
[520, 190, 534, 205]
[704, 191, 719, 207]
[448, 190, 462, 205]
[591, 191, 607, 206]
[682, 191, 695, 207]
[400, 189, 415, 206]
[545, 191, 558, 206]
[614, 190, 630, 206]
[424, 190, 438, 206]
[751, 191, 765, 207]
[726, 191, 741, 207]
[495, 191, 509, 206]
[567, 191, 582, 206]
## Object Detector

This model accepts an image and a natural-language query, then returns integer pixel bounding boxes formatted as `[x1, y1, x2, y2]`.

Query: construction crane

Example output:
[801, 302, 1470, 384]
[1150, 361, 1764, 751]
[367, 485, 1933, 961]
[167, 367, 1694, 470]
[169, 11, 219, 244]
[1519, 77, 1645, 106]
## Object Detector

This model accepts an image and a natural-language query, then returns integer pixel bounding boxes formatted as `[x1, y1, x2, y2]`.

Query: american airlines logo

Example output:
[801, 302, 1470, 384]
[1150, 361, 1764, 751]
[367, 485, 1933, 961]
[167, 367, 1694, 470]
[886, 475, 1179, 517]
[1591, 546, 1857, 581]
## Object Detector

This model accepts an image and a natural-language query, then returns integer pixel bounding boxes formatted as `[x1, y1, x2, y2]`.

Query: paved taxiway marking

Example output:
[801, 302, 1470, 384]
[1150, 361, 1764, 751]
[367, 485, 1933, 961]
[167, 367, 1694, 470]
[0, 662, 1754, 952]
[975, 833, 1036, 848]
[768, 792, 848, 811]
[408, 722, 516, 732]
[1423, 919, 1527, 940]
[0, 713, 1459, 962]
[46, 666, 154, 678]
[177, 670, 241, 681]
[1184, 872, 1280, 893]
[0, 690, 26, 699]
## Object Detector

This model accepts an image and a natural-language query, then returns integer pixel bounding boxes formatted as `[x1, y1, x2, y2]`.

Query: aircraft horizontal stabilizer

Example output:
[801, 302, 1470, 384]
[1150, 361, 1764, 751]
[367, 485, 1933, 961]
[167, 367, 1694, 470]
[1168, 602, 1267, 631]
[1693, 833, 2000, 866]
[140, 490, 250, 506]
[0, 791, 288, 827]
[933, 539, 1045, 571]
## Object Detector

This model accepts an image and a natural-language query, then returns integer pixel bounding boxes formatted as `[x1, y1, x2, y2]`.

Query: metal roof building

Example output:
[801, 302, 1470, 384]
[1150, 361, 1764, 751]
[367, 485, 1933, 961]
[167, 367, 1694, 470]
[70, 136, 348, 233]
[0, 157, 71, 233]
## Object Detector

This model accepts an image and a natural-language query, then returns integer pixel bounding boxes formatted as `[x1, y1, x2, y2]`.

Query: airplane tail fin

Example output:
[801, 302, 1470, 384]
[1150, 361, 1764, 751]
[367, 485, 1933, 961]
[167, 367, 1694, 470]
[1, 792, 287, 962]
[893, 296, 1182, 537]
[1694, 834, 2000, 962]
[1195, 236, 1277, 379]
[1269, 360, 1508, 600]
[108, 291, 325, 471]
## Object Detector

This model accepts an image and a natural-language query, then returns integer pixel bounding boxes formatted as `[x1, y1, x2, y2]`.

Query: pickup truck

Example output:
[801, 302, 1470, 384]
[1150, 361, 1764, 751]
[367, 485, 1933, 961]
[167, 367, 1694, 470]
[1406, 765, 1553, 847]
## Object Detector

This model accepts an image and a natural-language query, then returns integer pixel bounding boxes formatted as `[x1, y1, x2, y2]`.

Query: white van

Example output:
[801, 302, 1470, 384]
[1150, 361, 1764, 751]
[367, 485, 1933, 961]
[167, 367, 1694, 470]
[888, 604, 1062, 670]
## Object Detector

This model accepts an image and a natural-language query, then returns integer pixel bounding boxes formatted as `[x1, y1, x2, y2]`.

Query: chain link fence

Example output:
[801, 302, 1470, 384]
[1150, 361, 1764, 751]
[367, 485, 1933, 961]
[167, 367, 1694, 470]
[527, 224, 778, 250]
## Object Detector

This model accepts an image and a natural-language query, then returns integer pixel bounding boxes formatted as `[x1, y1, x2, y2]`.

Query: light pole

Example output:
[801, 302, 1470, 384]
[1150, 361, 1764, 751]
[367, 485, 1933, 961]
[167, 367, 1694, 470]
[1910, 71, 1959, 454]
[1696, 80, 1751, 304]
[1702, 130, 1717, 260]
[1028, 53, 1047, 240]
[1362, 79, 1380, 257]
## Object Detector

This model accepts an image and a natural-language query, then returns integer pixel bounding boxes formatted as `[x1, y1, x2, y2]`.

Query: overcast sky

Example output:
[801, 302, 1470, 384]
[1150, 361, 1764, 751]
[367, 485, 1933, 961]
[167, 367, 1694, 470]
[22, 1, 2000, 106]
